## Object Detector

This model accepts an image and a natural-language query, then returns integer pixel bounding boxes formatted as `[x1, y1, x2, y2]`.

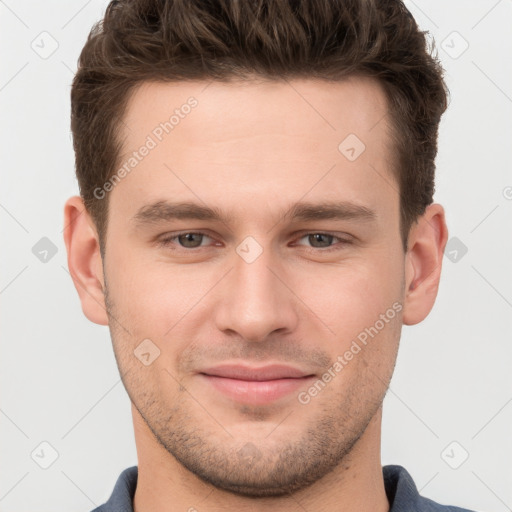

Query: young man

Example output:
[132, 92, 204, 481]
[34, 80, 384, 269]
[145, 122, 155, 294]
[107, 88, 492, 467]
[63, 0, 474, 510]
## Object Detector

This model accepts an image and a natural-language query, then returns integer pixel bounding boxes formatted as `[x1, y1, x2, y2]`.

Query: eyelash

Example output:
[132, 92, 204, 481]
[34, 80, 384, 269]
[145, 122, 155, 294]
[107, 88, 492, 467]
[157, 231, 352, 253]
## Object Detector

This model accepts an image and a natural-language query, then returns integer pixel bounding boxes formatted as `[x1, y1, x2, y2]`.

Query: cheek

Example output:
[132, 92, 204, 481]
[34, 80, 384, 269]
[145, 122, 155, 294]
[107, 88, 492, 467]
[309, 269, 402, 389]
[106, 248, 213, 341]
[292, 255, 403, 336]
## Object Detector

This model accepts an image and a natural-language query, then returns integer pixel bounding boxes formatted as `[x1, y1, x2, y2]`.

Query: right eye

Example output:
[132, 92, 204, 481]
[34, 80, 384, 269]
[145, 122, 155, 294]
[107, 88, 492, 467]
[158, 231, 216, 250]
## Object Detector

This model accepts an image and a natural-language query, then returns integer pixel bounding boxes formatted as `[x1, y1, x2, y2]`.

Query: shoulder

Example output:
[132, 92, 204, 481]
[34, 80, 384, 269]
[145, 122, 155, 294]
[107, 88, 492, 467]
[89, 466, 138, 512]
[384, 465, 478, 512]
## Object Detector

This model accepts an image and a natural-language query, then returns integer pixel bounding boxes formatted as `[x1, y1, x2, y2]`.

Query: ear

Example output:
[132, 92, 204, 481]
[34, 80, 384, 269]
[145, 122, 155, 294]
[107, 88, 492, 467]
[402, 203, 449, 326]
[63, 196, 109, 325]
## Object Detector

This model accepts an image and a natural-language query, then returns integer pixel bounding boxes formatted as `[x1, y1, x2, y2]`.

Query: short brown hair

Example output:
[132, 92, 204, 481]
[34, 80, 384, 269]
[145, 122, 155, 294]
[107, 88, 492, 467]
[71, 0, 448, 251]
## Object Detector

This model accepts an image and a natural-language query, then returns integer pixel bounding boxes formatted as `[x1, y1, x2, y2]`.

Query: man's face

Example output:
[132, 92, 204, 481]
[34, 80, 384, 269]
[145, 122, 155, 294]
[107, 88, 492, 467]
[103, 77, 405, 496]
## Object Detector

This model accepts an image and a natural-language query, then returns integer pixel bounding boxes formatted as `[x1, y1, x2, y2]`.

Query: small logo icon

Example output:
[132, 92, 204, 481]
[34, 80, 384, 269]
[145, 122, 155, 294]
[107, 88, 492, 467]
[338, 133, 366, 162]
[441, 441, 469, 469]
[502, 186, 512, 200]
[32, 237, 58, 263]
[134, 338, 161, 366]
[237, 442, 262, 466]
[31, 441, 59, 469]
[236, 236, 263, 264]
[441, 31, 469, 59]
[444, 237, 468, 263]
[31, 31, 59, 59]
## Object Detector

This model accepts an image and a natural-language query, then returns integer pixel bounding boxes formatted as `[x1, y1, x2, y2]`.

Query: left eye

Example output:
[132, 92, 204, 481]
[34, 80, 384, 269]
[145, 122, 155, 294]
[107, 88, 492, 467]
[296, 233, 339, 249]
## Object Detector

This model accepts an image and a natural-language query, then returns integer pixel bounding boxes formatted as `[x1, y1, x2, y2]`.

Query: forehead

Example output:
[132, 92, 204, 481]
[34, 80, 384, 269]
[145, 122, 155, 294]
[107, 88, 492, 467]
[111, 76, 397, 227]
[121, 75, 390, 150]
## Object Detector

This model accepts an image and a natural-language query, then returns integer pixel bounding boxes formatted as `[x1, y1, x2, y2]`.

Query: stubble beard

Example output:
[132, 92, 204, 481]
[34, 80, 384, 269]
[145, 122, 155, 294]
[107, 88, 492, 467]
[104, 284, 389, 498]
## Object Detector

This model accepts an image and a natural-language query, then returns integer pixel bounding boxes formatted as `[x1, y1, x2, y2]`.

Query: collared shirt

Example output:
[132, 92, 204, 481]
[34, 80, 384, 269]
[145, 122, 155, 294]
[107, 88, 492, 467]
[91, 465, 476, 512]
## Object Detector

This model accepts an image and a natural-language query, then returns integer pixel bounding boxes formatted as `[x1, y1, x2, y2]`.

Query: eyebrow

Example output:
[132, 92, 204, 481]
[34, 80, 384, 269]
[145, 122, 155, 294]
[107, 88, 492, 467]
[133, 200, 377, 227]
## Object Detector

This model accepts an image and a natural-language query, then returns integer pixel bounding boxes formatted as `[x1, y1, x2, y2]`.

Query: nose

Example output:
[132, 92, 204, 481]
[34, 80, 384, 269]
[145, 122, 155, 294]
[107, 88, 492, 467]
[213, 243, 299, 343]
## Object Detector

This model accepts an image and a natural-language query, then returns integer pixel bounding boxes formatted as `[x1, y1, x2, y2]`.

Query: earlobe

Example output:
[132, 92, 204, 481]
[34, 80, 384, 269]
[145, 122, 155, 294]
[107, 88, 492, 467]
[402, 203, 449, 326]
[63, 196, 109, 326]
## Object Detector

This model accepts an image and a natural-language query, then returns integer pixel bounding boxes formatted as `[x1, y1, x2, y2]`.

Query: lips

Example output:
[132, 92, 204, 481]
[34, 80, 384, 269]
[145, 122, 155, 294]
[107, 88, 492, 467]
[200, 364, 312, 381]
[198, 364, 316, 405]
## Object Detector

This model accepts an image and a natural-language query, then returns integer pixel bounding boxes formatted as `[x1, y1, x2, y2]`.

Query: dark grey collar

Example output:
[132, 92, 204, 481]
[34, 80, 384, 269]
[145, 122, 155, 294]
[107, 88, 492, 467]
[91, 464, 476, 512]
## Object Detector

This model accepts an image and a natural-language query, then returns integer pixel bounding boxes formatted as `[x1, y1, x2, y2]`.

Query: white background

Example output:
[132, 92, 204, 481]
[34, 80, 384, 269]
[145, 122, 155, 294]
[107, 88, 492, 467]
[1, 1, 511, 511]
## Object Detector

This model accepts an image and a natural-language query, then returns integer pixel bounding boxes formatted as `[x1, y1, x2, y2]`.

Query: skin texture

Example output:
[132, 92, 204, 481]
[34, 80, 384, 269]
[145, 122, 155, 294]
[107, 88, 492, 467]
[64, 76, 448, 512]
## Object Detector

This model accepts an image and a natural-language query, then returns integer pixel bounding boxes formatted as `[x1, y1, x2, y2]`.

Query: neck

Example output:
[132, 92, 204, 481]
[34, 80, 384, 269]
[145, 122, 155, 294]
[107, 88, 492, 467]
[132, 405, 389, 512]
